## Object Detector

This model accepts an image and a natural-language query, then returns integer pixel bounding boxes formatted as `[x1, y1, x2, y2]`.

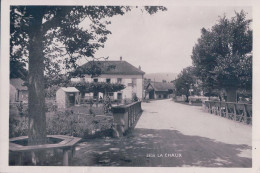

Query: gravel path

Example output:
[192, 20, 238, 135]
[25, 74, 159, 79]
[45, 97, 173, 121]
[71, 99, 252, 167]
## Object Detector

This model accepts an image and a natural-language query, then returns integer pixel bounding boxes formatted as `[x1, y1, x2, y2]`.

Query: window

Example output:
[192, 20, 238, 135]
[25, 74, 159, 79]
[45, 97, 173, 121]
[108, 92, 114, 99]
[93, 78, 98, 83]
[93, 92, 98, 100]
[132, 78, 137, 86]
[117, 93, 122, 100]
[106, 78, 111, 83]
[117, 78, 122, 84]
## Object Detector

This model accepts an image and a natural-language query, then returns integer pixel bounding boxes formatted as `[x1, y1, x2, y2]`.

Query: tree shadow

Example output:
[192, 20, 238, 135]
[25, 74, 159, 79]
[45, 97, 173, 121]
[71, 128, 251, 167]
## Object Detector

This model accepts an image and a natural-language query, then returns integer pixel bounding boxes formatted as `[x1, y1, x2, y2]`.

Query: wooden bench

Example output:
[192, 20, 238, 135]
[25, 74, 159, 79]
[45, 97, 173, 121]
[9, 135, 81, 166]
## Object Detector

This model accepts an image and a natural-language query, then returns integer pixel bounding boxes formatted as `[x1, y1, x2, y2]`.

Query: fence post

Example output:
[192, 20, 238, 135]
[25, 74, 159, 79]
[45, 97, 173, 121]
[243, 104, 247, 124]
[202, 101, 252, 125]
[218, 102, 221, 116]
[233, 104, 237, 121]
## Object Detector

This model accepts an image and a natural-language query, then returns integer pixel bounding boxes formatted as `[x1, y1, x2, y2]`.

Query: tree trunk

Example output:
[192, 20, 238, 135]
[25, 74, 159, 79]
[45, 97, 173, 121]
[226, 87, 237, 102]
[27, 9, 46, 146]
[185, 94, 189, 102]
[27, 8, 46, 165]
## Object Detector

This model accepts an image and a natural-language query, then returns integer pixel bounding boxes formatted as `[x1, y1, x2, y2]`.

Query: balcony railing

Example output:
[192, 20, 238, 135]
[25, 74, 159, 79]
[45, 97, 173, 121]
[203, 101, 252, 125]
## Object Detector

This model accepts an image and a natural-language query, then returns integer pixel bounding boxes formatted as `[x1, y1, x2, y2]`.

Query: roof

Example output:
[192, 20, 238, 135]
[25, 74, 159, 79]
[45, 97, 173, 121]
[60, 87, 79, 92]
[147, 82, 174, 92]
[76, 60, 145, 75]
[10, 78, 27, 90]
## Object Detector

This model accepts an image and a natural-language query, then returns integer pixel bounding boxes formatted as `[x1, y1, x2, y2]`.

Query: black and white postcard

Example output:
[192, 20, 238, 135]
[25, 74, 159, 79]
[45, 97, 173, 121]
[1, 0, 260, 173]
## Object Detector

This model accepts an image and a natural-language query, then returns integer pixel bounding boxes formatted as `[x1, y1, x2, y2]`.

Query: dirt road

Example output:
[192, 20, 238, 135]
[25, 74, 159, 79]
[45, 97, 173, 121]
[71, 99, 252, 167]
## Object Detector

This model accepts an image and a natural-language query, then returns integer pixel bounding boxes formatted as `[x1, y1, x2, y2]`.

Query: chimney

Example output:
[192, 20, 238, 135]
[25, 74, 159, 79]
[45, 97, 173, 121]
[120, 56, 122, 61]
[138, 65, 141, 70]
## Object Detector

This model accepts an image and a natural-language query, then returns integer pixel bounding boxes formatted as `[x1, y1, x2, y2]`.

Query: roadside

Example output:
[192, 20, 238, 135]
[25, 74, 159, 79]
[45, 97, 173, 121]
[70, 99, 251, 167]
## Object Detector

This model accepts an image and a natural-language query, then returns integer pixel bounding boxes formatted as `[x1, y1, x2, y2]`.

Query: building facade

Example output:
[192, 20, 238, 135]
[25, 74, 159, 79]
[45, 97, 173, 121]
[145, 81, 174, 99]
[10, 78, 28, 102]
[71, 60, 145, 101]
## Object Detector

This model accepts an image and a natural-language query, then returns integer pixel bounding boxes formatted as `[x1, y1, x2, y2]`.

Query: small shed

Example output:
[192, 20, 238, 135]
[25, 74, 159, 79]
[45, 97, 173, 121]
[56, 87, 80, 109]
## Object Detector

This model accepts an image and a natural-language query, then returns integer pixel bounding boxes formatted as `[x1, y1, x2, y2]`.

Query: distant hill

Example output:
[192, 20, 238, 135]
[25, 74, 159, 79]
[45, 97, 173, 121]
[144, 73, 178, 83]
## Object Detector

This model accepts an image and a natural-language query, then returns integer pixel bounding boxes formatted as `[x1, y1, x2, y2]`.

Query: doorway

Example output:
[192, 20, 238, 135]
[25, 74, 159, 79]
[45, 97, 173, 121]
[68, 93, 75, 106]
[149, 90, 155, 99]
[117, 93, 122, 100]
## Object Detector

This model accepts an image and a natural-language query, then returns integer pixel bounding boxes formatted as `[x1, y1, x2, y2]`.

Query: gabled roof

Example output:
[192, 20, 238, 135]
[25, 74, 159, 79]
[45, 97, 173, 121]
[76, 60, 145, 75]
[60, 87, 79, 92]
[147, 82, 174, 92]
[10, 78, 27, 91]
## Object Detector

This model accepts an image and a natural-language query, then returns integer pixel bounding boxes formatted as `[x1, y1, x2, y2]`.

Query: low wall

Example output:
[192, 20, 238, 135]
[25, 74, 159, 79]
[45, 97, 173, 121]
[111, 101, 142, 137]
[174, 96, 186, 102]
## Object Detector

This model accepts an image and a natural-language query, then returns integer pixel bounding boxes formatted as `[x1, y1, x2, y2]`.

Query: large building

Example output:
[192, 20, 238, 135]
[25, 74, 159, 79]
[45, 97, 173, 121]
[71, 58, 145, 101]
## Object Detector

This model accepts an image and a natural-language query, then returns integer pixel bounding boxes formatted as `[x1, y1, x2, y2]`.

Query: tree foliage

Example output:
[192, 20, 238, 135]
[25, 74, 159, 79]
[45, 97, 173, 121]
[191, 11, 252, 100]
[71, 81, 125, 95]
[174, 66, 196, 101]
[10, 5, 166, 150]
[10, 60, 28, 80]
[10, 6, 166, 77]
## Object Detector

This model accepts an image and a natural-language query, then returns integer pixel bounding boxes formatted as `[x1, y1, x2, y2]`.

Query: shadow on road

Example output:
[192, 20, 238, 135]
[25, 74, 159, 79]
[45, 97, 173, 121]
[71, 128, 251, 167]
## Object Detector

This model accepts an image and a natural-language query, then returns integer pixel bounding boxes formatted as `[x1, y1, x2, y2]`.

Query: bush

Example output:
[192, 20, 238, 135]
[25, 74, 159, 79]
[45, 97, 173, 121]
[10, 102, 28, 117]
[45, 101, 57, 112]
[45, 85, 60, 98]
[9, 116, 29, 138]
[46, 111, 113, 139]
[10, 106, 113, 139]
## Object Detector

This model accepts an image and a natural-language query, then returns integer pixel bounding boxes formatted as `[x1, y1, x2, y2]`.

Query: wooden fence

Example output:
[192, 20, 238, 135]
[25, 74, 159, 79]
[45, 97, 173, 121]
[203, 101, 252, 125]
[111, 101, 142, 137]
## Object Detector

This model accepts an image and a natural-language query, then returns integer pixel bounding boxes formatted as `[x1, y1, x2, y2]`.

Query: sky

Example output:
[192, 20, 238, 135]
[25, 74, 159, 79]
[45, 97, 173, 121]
[80, 6, 252, 74]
